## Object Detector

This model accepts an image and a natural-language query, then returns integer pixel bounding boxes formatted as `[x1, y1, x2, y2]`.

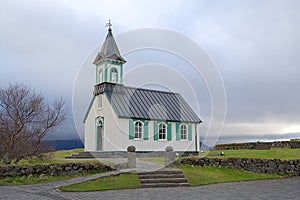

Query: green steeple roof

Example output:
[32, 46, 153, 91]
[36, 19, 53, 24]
[93, 27, 126, 64]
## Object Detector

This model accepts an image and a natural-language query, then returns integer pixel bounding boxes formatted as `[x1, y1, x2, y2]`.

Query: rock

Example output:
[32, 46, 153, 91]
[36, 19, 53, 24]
[127, 145, 136, 152]
[296, 163, 300, 170]
[210, 152, 224, 156]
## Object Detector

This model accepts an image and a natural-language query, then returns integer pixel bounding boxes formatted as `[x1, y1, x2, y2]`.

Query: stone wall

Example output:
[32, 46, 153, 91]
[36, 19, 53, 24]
[0, 162, 112, 178]
[215, 140, 300, 150]
[174, 157, 300, 176]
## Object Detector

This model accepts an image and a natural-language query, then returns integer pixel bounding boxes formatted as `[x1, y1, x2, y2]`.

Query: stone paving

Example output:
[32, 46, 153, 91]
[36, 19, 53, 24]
[0, 158, 299, 200]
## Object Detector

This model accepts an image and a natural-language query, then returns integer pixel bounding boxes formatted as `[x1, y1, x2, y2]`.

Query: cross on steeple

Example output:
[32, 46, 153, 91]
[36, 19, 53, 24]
[105, 19, 112, 31]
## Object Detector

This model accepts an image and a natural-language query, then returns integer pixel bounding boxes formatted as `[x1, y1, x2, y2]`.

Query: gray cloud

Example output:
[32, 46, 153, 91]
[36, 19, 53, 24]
[1, 0, 300, 141]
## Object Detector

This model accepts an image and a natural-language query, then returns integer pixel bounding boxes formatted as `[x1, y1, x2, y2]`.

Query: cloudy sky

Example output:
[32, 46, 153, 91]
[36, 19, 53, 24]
[1, 0, 300, 144]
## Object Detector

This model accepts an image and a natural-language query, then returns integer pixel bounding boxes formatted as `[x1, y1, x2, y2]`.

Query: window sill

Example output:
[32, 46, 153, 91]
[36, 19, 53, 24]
[158, 139, 167, 142]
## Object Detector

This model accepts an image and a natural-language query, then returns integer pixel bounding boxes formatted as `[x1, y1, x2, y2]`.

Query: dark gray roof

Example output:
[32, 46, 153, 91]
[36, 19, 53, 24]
[105, 85, 202, 123]
[93, 28, 126, 64]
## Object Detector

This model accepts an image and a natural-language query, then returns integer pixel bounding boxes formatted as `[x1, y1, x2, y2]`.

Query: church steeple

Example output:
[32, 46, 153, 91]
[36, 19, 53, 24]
[93, 20, 126, 65]
[93, 20, 125, 85]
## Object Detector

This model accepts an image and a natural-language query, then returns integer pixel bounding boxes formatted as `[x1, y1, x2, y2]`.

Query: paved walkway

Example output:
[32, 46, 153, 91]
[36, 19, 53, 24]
[1, 158, 299, 200]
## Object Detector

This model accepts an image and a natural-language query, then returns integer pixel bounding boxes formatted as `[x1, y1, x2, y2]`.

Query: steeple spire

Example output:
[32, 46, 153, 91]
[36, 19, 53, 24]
[105, 19, 112, 31]
[93, 20, 126, 64]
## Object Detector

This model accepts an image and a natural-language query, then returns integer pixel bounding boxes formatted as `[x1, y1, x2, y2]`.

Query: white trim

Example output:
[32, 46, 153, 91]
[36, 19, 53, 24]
[180, 123, 188, 141]
[158, 122, 167, 141]
[134, 120, 144, 140]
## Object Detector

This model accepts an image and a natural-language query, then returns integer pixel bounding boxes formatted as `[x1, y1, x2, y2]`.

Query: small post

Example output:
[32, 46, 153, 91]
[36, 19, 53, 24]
[127, 146, 136, 168]
[165, 146, 175, 166]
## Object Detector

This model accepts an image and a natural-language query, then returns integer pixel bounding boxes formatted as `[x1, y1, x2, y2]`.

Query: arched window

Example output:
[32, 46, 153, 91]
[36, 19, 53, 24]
[180, 124, 187, 140]
[134, 121, 143, 139]
[99, 69, 103, 83]
[158, 123, 166, 140]
[110, 68, 118, 83]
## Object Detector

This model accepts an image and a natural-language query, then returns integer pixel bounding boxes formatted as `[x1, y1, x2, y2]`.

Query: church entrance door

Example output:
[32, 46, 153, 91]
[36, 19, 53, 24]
[96, 117, 103, 151]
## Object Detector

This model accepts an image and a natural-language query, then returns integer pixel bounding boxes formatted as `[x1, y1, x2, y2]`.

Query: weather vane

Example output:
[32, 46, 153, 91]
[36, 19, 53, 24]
[105, 19, 112, 30]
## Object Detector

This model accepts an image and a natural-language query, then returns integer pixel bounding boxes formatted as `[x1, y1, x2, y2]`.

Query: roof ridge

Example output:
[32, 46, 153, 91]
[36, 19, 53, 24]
[123, 85, 180, 95]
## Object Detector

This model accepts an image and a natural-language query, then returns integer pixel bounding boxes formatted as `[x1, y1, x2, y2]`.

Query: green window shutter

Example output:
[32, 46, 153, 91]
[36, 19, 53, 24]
[144, 121, 149, 140]
[176, 122, 180, 141]
[154, 121, 158, 141]
[188, 123, 193, 141]
[167, 123, 172, 141]
[129, 119, 134, 140]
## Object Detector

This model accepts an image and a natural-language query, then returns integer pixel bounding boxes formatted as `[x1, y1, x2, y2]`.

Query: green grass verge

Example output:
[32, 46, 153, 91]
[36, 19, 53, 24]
[0, 170, 107, 185]
[59, 173, 141, 191]
[208, 148, 300, 160]
[177, 165, 282, 186]
[141, 157, 165, 165]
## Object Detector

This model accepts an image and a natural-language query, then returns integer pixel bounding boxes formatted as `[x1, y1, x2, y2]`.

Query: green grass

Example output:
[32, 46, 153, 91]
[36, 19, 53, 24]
[0, 170, 107, 185]
[177, 165, 282, 186]
[141, 157, 165, 165]
[208, 148, 300, 160]
[15, 158, 99, 166]
[59, 173, 141, 191]
[45, 148, 84, 159]
[1, 148, 93, 166]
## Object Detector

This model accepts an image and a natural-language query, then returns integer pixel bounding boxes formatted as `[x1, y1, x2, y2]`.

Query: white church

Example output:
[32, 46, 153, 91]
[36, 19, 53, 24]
[84, 24, 202, 152]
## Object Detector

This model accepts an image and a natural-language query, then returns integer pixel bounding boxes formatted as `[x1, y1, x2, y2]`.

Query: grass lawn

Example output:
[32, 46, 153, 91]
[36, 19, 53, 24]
[45, 148, 84, 159]
[177, 165, 282, 186]
[0, 148, 96, 166]
[141, 157, 165, 165]
[208, 148, 300, 160]
[0, 170, 107, 185]
[59, 173, 141, 191]
[59, 166, 283, 191]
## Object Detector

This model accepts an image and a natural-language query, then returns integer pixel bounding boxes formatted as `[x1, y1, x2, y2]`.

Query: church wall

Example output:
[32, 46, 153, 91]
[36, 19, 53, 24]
[84, 98, 96, 151]
[102, 117, 197, 152]
[85, 94, 198, 152]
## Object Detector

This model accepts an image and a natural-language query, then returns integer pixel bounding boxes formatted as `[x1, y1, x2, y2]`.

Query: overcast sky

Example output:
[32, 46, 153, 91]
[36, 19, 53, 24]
[1, 0, 300, 143]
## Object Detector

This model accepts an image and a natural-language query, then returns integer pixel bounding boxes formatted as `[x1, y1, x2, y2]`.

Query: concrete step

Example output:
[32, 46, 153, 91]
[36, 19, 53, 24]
[140, 178, 188, 184]
[140, 182, 190, 188]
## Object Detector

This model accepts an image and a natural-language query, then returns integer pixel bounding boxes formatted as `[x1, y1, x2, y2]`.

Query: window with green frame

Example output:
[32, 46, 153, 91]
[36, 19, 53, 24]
[98, 68, 103, 83]
[176, 122, 193, 141]
[180, 124, 187, 140]
[154, 121, 172, 141]
[110, 68, 118, 83]
[129, 119, 149, 140]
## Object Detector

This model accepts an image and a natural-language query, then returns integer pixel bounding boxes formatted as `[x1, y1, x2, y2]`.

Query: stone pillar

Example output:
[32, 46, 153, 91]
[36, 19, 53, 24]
[165, 146, 175, 166]
[127, 146, 136, 168]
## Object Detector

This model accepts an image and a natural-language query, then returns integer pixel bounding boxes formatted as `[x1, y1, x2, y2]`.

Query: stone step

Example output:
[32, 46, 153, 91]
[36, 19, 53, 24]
[137, 169, 189, 188]
[140, 178, 188, 184]
[138, 174, 185, 179]
[137, 170, 183, 176]
[140, 182, 190, 188]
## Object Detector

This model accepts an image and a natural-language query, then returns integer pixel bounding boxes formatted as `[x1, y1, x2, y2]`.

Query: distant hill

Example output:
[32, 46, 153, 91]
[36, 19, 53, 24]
[42, 139, 84, 151]
[199, 141, 212, 149]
